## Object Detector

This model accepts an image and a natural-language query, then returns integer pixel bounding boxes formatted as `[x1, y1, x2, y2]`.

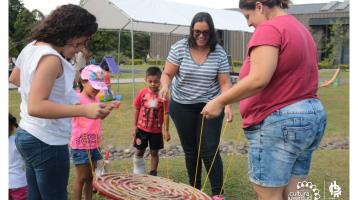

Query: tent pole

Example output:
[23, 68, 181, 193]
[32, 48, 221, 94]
[117, 30, 121, 95]
[131, 18, 135, 101]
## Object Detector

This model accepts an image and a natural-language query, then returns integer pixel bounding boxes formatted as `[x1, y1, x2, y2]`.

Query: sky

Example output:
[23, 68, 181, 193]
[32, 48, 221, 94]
[21, 0, 339, 15]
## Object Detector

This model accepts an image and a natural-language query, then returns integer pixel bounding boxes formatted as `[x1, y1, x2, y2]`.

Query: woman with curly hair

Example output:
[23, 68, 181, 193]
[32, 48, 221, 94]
[9, 4, 106, 199]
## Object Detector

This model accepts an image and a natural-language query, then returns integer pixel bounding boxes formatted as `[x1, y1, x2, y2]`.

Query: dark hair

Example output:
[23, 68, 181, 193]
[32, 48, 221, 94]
[9, 113, 18, 128]
[239, 0, 290, 9]
[77, 67, 86, 92]
[146, 66, 162, 77]
[30, 4, 98, 46]
[103, 65, 110, 71]
[187, 12, 217, 53]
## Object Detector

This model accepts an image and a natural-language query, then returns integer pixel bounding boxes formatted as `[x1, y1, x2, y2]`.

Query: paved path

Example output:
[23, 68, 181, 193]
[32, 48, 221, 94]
[9, 78, 145, 90]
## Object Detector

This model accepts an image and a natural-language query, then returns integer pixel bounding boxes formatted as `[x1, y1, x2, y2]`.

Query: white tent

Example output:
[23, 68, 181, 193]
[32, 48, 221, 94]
[82, 0, 253, 97]
[82, 0, 253, 34]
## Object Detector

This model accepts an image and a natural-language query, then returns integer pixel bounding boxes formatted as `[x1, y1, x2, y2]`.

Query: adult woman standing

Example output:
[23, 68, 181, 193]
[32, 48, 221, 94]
[202, 1, 326, 199]
[159, 12, 232, 199]
[10, 4, 105, 199]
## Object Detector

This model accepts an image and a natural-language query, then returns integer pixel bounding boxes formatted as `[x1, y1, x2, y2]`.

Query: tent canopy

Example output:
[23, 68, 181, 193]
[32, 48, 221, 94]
[82, 0, 254, 35]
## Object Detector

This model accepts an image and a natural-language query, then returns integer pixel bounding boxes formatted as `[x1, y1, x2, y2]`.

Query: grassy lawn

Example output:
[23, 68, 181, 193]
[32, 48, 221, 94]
[9, 68, 349, 199]
[66, 150, 348, 199]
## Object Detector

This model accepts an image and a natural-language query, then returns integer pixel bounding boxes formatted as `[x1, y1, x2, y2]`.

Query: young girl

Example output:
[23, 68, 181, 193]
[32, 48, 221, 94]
[9, 5, 106, 199]
[9, 114, 27, 200]
[70, 65, 119, 200]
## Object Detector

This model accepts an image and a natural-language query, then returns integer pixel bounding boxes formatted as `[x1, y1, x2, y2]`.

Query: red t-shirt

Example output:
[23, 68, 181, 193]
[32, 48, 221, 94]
[239, 15, 318, 128]
[134, 88, 169, 133]
[104, 71, 111, 86]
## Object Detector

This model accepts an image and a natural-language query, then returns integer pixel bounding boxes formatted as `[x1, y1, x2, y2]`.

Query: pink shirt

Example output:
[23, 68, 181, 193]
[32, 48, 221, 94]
[134, 88, 169, 133]
[239, 15, 318, 128]
[70, 93, 101, 149]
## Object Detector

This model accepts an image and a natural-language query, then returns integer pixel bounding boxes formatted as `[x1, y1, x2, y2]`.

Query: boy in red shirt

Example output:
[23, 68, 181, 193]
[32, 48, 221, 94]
[132, 66, 170, 176]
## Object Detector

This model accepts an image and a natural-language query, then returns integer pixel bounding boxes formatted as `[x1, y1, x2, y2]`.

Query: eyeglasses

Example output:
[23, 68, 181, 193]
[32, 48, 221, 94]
[193, 29, 210, 38]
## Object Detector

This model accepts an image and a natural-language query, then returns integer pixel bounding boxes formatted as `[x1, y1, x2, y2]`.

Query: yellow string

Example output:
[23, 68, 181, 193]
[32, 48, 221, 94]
[201, 120, 228, 192]
[191, 114, 205, 199]
[162, 101, 169, 179]
[219, 129, 242, 196]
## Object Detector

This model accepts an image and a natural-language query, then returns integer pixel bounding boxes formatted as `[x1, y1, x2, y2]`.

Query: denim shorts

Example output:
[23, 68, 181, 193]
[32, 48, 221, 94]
[244, 98, 326, 187]
[71, 148, 102, 165]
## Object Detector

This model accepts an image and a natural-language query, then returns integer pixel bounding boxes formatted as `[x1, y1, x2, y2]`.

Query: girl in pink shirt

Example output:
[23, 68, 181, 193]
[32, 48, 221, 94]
[70, 65, 119, 200]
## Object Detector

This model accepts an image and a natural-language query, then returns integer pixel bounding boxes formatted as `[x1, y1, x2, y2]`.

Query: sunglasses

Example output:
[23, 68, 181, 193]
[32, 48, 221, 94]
[193, 29, 210, 38]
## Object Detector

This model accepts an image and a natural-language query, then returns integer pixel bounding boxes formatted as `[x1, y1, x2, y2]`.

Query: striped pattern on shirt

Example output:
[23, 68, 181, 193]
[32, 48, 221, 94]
[167, 39, 230, 104]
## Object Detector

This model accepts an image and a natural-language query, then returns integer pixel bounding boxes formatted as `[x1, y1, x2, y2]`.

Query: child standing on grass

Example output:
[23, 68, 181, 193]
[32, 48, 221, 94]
[70, 65, 119, 200]
[9, 114, 27, 200]
[132, 66, 170, 176]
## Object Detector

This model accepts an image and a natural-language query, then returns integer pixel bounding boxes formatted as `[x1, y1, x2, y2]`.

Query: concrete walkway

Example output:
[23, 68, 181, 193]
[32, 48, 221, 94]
[9, 78, 145, 90]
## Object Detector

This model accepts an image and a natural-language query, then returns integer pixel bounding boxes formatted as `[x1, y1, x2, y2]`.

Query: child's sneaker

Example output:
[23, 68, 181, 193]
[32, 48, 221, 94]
[149, 170, 157, 176]
[212, 195, 225, 200]
[133, 156, 145, 174]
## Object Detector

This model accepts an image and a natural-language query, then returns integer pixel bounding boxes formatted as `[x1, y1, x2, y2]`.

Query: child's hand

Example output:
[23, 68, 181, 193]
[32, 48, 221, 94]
[110, 101, 121, 109]
[164, 131, 171, 142]
[131, 127, 137, 139]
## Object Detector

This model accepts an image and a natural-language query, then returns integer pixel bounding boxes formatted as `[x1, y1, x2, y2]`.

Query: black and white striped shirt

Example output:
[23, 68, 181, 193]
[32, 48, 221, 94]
[167, 39, 230, 104]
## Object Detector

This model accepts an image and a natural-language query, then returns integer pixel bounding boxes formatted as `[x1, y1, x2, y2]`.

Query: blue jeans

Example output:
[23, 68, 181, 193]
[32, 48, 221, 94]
[244, 98, 326, 187]
[71, 148, 102, 165]
[15, 128, 69, 200]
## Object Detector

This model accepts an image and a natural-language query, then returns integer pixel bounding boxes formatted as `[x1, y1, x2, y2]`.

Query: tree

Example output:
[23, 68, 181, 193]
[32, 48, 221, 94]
[323, 19, 349, 67]
[9, 0, 43, 57]
[87, 30, 150, 64]
[9, 0, 24, 38]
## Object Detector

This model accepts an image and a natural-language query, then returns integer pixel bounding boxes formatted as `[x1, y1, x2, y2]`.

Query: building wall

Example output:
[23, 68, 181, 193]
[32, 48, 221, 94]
[149, 31, 252, 61]
[149, 33, 186, 59]
[291, 12, 349, 64]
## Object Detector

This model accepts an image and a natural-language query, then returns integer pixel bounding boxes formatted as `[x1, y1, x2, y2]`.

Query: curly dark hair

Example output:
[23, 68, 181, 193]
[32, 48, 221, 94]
[30, 4, 98, 46]
[187, 12, 217, 53]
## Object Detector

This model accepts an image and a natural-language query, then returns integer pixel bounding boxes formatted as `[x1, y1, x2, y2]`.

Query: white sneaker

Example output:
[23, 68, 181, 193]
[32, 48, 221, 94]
[133, 156, 145, 174]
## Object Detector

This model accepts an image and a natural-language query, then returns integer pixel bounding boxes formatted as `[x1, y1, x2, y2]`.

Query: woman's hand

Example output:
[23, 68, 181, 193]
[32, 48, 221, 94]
[224, 105, 233, 122]
[201, 99, 225, 119]
[159, 85, 169, 100]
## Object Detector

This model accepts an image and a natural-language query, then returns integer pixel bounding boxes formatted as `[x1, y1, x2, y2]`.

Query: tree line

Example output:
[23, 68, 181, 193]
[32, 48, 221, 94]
[9, 0, 150, 63]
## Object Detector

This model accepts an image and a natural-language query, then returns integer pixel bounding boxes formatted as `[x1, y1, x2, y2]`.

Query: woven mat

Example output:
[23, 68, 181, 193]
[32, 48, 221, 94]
[93, 172, 212, 200]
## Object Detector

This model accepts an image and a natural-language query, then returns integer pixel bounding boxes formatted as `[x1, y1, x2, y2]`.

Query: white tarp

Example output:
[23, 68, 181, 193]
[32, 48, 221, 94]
[82, 0, 254, 34]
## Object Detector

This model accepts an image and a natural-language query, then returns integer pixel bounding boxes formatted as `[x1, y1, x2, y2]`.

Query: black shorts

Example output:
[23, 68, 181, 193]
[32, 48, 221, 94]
[133, 128, 163, 150]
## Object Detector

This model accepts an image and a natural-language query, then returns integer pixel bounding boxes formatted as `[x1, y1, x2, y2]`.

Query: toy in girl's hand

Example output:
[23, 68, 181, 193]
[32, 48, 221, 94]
[97, 89, 122, 103]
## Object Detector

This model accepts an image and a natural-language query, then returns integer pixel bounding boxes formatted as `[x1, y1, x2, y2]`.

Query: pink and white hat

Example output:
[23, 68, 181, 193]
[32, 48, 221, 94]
[80, 65, 107, 90]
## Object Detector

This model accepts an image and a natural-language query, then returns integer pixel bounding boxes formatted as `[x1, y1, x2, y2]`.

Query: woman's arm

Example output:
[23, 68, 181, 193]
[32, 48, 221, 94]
[27, 55, 105, 119]
[159, 61, 179, 99]
[217, 72, 233, 122]
[202, 45, 279, 118]
[9, 67, 20, 87]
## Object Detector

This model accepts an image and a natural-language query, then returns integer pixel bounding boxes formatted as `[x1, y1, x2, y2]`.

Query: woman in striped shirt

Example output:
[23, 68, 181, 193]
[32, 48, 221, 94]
[159, 12, 233, 200]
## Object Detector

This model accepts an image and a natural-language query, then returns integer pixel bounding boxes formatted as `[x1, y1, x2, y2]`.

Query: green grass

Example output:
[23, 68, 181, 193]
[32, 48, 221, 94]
[9, 70, 349, 145]
[9, 68, 349, 199]
[66, 150, 348, 199]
